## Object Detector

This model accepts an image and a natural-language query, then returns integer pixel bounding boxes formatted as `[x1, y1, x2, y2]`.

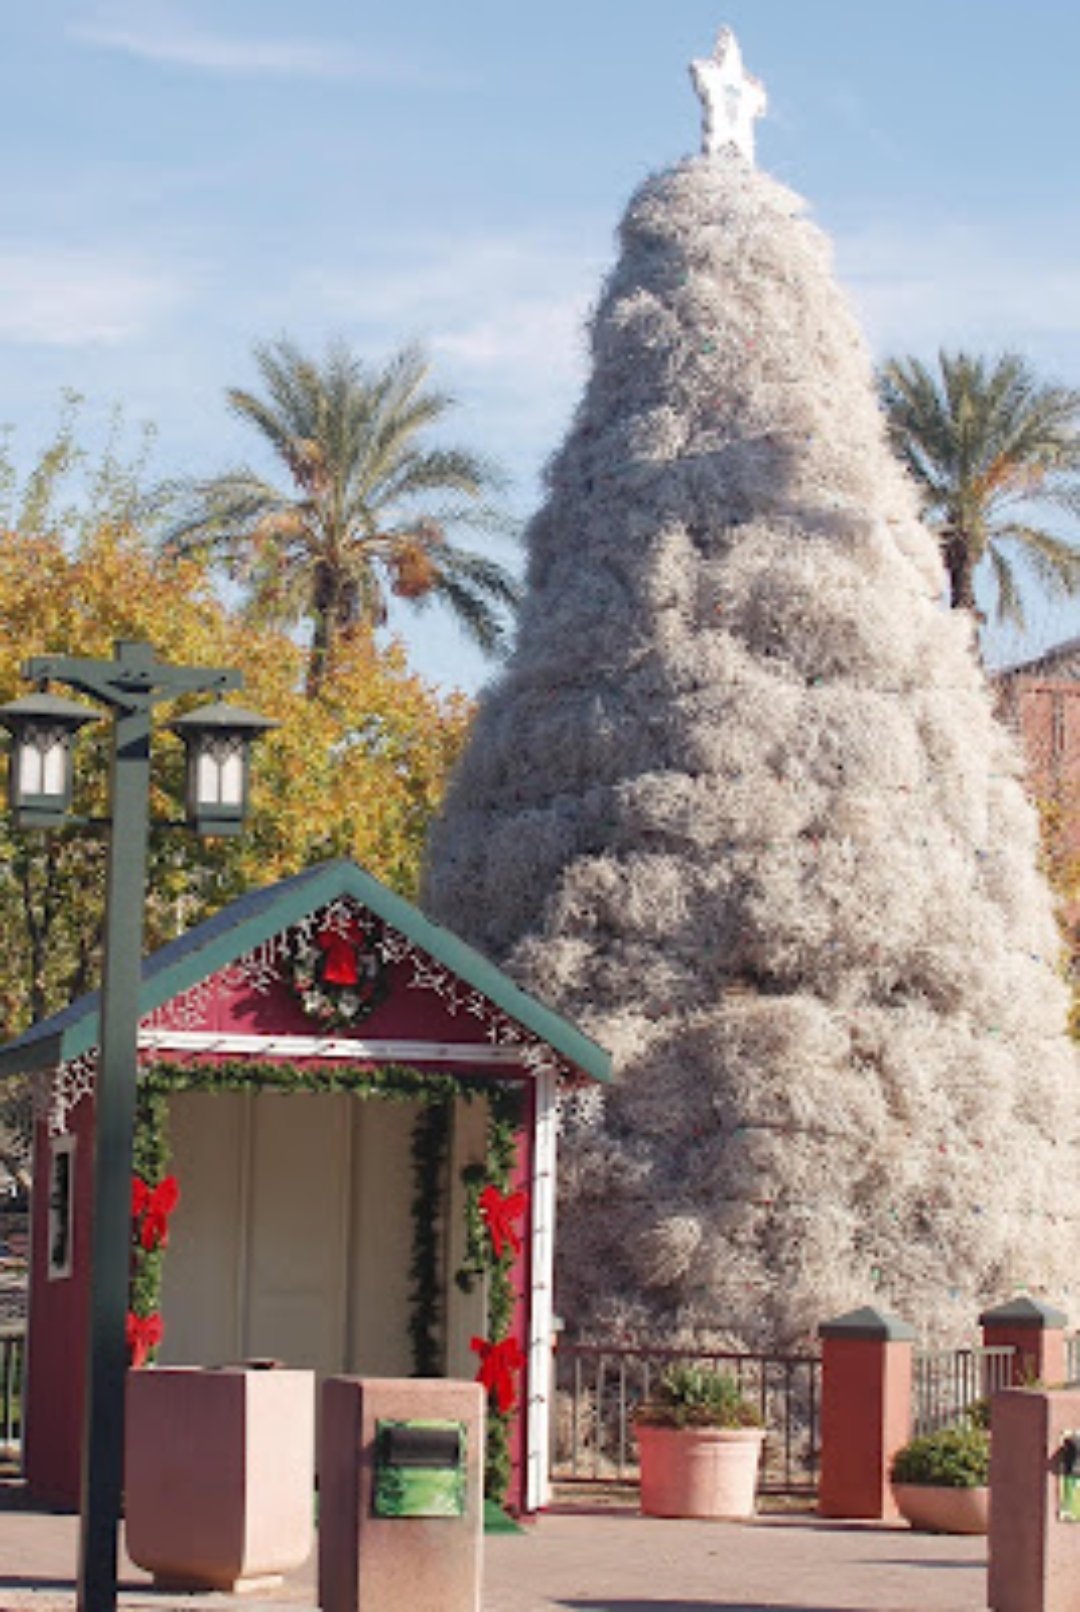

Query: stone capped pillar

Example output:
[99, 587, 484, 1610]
[818, 1306, 915, 1519]
[981, 1297, 1068, 1387]
[319, 1376, 485, 1612]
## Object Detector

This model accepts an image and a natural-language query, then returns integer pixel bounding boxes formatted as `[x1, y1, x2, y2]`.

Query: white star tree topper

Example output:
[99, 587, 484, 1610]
[690, 27, 767, 164]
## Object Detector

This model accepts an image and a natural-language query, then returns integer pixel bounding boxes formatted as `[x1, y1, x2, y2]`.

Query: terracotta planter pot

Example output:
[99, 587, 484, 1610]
[637, 1424, 765, 1519]
[892, 1482, 989, 1535]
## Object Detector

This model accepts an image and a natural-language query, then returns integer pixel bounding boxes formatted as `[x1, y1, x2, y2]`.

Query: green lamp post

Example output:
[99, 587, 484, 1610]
[0, 641, 277, 1612]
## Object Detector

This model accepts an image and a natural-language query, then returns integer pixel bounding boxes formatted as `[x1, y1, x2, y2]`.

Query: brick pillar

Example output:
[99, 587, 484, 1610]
[980, 1296, 1068, 1387]
[818, 1306, 915, 1519]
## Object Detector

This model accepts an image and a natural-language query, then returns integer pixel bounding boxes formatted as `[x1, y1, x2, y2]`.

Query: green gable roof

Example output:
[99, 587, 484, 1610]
[0, 858, 611, 1084]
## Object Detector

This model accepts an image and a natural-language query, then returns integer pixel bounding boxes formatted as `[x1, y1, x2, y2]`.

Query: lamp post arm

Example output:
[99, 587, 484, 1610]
[25, 642, 242, 714]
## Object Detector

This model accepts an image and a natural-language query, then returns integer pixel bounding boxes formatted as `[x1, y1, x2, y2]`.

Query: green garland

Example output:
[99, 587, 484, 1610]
[454, 1085, 523, 1505]
[408, 1101, 450, 1376]
[131, 1086, 171, 1328]
[141, 1059, 495, 1106]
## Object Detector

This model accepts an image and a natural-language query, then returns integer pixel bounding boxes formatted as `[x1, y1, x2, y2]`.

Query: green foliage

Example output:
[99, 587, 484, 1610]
[469, 1086, 523, 1506]
[636, 1364, 764, 1430]
[965, 1397, 991, 1431]
[142, 1060, 490, 1105]
[129, 1087, 172, 1347]
[879, 350, 1080, 631]
[0, 393, 155, 543]
[449, 1085, 524, 1504]
[890, 1424, 991, 1488]
[408, 1103, 451, 1377]
[161, 337, 519, 694]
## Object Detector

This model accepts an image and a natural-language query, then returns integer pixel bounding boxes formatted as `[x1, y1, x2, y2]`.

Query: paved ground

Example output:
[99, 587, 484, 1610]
[0, 1487, 988, 1612]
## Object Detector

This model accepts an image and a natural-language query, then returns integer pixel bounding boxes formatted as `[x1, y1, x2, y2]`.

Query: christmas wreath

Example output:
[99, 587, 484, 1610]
[289, 908, 391, 1031]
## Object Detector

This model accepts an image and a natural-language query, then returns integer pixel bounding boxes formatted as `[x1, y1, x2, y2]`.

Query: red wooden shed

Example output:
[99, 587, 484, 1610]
[0, 859, 610, 1513]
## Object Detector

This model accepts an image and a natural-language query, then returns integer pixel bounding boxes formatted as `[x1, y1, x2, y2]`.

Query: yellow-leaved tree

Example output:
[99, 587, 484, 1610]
[0, 411, 474, 1185]
[0, 519, 471, 1035]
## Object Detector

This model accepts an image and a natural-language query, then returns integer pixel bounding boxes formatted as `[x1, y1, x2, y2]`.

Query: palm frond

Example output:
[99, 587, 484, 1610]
[434, 541, 522, 609]
[376, 448, 506, 510]
[430, 571, 512, 656]
[996, 525, 1080, 598]
[986, 543, 1025, 630]
[161, 471, 294, 552]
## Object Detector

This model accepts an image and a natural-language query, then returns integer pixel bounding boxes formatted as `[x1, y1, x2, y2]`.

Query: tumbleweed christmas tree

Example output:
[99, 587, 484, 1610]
[424, 30, 1080, 1344]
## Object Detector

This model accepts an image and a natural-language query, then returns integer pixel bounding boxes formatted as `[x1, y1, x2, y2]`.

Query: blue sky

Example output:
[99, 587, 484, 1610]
[4, 1, 1080, 689]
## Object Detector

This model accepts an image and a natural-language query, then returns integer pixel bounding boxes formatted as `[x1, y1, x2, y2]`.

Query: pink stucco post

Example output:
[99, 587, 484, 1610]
[989, 1387, 1080, 1611]
[319, 1376, 485, 1612]
[818, 1306, 915, 1520]
[125, 1366, 315, 1592]
[981, 1297, 1068, 1387]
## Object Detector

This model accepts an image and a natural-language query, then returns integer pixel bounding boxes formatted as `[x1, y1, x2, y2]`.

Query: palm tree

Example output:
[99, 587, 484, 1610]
[879, 350, 1080, 627]
[163, 337, 519, 694]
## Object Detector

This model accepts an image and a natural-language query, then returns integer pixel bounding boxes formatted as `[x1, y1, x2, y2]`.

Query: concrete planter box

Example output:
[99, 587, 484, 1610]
[637, 1425, 765, 1519]
[125, 1366, 315, 1592]
[892, 1482, 989, 1535]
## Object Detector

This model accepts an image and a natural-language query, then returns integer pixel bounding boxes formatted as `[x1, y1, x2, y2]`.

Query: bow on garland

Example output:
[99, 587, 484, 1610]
[131, 1175, 180, 1251]
[478, 1184, 527, 1260]
[126, 1311, 164, 1369]
[471, 1334, 524, 1414]
[317, 914, 369, 986]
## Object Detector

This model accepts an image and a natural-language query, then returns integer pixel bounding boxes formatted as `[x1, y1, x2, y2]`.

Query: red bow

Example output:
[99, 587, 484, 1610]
[317, 916, 366, 985]
[131, 1175, 180, 1251]
[126, 1310, 164, 1369]
[478, 1185, 527, 1260]
[471, 1335, 524, 1414]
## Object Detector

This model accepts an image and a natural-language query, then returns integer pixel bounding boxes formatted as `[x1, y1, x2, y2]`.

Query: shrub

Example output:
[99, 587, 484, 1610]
[890, 1425, 990, 1488]
[635, 1364, 763, 1430]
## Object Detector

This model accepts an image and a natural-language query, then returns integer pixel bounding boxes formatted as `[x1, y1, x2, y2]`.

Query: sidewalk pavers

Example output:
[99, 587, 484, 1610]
[0, 1491, 987, 1612]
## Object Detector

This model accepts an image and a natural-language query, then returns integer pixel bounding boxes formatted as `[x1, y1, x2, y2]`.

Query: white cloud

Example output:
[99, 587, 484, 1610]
[0, 251, 184, 345]
[299, 231, 606, 475]
[303, 234, 602, 392]
[835, 216, 1080, 361]
[434, 297, 585, 375]
[71, 7, 462, 86]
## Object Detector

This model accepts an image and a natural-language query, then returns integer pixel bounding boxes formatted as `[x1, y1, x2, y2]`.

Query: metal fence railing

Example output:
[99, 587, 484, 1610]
[0, 1325, 24, 1460]
[911, 1344, 1016, 1437]
[552, 1342, 820, 1496]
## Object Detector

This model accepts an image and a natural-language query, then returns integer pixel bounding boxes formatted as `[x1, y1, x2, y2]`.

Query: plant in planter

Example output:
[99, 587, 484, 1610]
[635, 1365, 766, 1519]
[890, 1423, 991, 1534]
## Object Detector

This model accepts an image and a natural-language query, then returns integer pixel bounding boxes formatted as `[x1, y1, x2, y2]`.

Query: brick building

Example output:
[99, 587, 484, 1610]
[994, 639, 1080, 929]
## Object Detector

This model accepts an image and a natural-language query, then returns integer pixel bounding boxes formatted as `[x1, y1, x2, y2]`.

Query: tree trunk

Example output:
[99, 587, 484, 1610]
[307, 562, 337, 698]
[943, 527, 978, 614]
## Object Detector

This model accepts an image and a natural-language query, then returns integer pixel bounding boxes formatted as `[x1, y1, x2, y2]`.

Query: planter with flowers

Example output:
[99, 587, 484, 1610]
[889, 1419, 990, 1534]
[635, 1364, 766, 1519]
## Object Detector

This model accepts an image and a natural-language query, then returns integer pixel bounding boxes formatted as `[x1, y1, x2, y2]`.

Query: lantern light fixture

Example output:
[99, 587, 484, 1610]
[170, 701, 279, 836]
[0, 689, 99, 829]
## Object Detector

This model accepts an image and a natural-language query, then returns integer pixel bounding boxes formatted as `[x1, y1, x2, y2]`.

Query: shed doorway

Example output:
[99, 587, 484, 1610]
[158, 1089, 487, 1381]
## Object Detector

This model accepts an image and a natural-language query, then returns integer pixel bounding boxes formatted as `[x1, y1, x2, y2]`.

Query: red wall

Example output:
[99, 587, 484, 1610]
[26, 1094, 95, 1507]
